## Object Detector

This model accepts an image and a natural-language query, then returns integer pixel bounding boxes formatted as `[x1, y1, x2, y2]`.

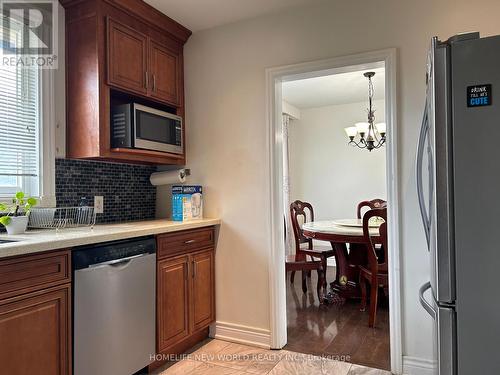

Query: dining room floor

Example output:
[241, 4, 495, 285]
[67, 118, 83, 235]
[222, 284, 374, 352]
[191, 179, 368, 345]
[284, 266, 390, 371]
[153, 338, 392, 375]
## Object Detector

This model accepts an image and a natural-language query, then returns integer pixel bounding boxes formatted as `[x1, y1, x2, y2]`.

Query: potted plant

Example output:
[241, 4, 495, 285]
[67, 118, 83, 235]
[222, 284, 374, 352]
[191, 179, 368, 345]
[0, 192, 37, 235]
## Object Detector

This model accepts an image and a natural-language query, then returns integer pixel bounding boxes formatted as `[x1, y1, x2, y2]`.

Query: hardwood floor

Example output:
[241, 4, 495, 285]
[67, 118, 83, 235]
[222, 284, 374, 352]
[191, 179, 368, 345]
[284, 266, 390, 371]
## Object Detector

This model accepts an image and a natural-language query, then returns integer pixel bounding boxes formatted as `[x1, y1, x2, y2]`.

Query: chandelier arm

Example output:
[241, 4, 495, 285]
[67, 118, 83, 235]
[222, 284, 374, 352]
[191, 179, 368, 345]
[348, 140, 367, 149]
[356, 142, 367, 149]
[373, 137, 386, 149]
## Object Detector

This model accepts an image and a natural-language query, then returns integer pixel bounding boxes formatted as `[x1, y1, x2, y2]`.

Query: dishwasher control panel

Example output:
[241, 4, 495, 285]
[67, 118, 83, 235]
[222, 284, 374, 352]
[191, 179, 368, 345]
[72, 236, 156, 269]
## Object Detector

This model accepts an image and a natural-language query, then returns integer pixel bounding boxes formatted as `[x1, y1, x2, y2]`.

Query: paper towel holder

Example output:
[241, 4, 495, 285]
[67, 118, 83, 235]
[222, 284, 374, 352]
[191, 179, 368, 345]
[179, 168, 191, 179]
[149, 168, 192, 186]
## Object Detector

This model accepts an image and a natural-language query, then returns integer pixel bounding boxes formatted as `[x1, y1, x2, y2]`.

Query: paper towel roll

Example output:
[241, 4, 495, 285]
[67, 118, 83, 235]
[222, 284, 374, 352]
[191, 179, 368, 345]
[150, 169, 190, 186]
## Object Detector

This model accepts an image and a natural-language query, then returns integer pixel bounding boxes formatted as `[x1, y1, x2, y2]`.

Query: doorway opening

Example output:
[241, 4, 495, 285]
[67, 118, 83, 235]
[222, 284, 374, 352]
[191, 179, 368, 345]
[266, 49, 402, 374]
[282, 65, 389, 370]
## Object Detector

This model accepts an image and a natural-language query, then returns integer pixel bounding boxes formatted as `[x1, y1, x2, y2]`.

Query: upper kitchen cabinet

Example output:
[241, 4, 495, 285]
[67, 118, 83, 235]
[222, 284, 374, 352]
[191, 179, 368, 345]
[61, 0, 191, 165]
[150, 41, 181, 105]
[107, 18, 149, 96]
[107, 19, 181, 105]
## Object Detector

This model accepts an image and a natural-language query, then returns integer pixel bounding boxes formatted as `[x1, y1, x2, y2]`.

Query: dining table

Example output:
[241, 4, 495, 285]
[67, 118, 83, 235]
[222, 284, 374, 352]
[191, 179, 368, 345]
[302, 219, 382, 301]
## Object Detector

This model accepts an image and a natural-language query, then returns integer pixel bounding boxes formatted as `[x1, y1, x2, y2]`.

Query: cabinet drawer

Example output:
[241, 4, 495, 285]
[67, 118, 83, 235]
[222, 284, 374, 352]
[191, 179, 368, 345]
[157, 227, 214, 259]
[0, 250, 71, 300]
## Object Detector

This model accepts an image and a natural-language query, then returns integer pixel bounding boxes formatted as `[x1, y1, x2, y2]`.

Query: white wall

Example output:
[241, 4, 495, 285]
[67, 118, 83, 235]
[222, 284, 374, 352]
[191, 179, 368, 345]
[288, 100, 386, 220]
[170, 0, 500, 369]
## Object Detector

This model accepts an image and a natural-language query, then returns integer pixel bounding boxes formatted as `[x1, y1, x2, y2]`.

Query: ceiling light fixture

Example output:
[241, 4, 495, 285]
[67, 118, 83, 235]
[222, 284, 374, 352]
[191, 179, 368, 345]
[344, 72, 386, 151]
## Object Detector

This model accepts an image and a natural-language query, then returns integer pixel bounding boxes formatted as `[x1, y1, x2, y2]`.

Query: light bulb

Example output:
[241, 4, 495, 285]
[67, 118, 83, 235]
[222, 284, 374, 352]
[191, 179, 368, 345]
[344, 126, 358, 137]
[375, 122, 386, 135]
[355, 122, 369, 135]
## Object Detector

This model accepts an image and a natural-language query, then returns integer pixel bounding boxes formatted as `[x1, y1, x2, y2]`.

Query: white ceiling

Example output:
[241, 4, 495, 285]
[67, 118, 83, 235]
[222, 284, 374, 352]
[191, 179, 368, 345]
[144, 0, 323, 32]
[282, 68, 385, 109]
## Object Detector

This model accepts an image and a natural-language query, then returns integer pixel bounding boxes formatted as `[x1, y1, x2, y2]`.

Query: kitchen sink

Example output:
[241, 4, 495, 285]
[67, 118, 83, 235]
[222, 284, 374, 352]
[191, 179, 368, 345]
[0, 239, 17, 244]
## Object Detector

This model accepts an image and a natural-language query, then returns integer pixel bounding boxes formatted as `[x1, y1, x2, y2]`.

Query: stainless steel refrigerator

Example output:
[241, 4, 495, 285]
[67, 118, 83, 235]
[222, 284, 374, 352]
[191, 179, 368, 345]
[417, 32, 500, 375]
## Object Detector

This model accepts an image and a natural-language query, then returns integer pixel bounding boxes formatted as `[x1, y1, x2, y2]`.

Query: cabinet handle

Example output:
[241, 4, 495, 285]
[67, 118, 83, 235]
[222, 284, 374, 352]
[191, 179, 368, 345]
[152, 74, 156, 91]
[145, 71, 148, 89]
[184, 239, 196, 244]
[192, 260, 196, 278]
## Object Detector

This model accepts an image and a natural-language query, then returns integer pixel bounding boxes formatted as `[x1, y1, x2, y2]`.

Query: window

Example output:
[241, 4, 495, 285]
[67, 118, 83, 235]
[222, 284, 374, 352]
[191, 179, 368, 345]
[0, 63, 40, 197]
[0, 14, 41, 197]
[0, 7, 58, 205]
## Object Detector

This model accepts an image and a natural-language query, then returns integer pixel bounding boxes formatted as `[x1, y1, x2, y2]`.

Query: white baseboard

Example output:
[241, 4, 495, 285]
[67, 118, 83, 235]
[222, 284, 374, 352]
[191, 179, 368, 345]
[402, 356, 437, 375]
[209, 321, 271, 349]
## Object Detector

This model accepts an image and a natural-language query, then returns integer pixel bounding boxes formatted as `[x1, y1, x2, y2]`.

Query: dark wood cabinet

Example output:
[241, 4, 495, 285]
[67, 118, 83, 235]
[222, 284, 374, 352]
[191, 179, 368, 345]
[155, 227, 216, 364]
[157, 255, 190, 352]
[191, 250, 215, 331]
[0, 286, 71, 375]
[107, 18, 180, 106]
[62, 0, 191, 165]
[157, 227, 214, 259]
[0, 250, 71, 375]
[107, 18, 148, 95]
[150, 41, 180, 105]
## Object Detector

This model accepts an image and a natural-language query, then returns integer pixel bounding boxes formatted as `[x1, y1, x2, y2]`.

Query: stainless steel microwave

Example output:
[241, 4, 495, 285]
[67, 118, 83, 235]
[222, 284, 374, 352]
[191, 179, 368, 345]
[111, 103, 183, 154]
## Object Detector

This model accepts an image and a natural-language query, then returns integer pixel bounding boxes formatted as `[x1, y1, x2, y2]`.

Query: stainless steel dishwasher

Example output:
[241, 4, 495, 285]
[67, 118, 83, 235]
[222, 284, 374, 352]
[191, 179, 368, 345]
[73, 236, 156, 375]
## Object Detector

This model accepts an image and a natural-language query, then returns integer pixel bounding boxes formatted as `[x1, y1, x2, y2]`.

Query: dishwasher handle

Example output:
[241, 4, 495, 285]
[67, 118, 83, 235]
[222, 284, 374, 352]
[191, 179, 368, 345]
[88, 253, 151, 269]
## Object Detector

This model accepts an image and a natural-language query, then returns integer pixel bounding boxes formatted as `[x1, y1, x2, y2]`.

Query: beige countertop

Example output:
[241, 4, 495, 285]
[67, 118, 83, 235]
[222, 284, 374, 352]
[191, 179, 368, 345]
[0, 218, 221, 259]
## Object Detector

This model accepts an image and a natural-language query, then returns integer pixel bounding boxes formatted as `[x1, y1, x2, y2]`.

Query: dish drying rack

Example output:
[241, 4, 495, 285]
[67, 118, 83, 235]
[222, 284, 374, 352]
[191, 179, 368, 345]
[28, 206, 97, 230]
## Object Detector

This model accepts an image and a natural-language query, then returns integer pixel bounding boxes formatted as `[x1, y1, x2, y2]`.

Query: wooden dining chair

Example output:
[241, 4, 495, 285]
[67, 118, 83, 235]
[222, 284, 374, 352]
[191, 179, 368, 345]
[359, 207, 388, 328]
[285, 254, 324, 301]
[289, 200, 335, 293]
[357, 199, 387, 219]
[356, 199, 387, 263]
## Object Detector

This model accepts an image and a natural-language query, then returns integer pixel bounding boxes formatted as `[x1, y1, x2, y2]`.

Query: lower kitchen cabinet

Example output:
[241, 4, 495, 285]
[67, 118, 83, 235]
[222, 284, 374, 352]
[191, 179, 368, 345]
[0, 249, 71, 375]
[191, 250, 215, 331]
[156, 227, 216, 358]
[157, 255, 191, 351]
[0, 284, 71, 375]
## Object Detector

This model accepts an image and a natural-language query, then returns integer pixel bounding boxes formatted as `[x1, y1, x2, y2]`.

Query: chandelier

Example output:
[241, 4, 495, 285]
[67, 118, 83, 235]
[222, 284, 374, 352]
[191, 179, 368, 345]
[344, 72, 386, 151]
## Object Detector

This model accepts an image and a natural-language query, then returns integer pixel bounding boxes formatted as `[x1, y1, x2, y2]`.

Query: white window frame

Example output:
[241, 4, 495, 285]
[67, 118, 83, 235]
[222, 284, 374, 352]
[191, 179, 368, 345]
[38, 69, 56, 207]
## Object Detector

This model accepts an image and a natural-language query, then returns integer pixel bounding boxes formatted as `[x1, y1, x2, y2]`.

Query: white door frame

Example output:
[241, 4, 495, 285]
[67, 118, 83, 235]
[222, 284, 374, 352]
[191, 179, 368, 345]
[265, 48, 402, 374]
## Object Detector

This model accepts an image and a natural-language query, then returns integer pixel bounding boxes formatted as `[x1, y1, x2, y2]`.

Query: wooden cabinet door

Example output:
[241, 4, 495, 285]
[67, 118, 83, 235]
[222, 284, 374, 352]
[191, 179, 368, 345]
[107, 18, 148, 95]
[0, 285, 71, 375]
[150, 41, 179, 105]
[191, 250, 215, 331]
[157, 255, 190, 352]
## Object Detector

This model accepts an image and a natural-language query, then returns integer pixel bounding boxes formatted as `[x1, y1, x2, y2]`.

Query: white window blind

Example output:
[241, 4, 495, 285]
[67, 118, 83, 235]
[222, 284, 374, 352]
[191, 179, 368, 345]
[0, 18, 41, 196]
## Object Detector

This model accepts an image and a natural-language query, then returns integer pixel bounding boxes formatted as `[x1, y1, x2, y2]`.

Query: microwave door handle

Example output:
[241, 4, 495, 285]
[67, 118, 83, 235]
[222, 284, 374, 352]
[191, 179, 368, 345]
[416, 100, 431, 248]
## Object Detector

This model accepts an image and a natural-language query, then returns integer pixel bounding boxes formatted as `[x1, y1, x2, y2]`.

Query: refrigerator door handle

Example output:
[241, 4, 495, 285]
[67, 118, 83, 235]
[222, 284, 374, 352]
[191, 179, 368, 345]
[416, 101, 431, 248]
[419, 281, 436, 320]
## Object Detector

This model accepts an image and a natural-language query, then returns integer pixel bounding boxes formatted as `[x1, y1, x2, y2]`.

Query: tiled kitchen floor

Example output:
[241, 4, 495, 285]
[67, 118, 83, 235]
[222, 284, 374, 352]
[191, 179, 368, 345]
[153, 339, 392, 375]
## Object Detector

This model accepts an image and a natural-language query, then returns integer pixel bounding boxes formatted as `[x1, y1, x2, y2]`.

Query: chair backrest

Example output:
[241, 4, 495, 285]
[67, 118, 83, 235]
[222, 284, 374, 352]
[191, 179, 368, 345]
[290, 200, 314, 253]
[362, 207, 388, 275]
[357, 199, 387, 219]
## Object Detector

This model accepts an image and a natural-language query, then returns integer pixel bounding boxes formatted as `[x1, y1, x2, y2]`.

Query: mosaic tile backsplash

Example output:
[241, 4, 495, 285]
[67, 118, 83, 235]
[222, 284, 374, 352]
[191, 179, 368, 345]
[55, 158, 157, 223]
